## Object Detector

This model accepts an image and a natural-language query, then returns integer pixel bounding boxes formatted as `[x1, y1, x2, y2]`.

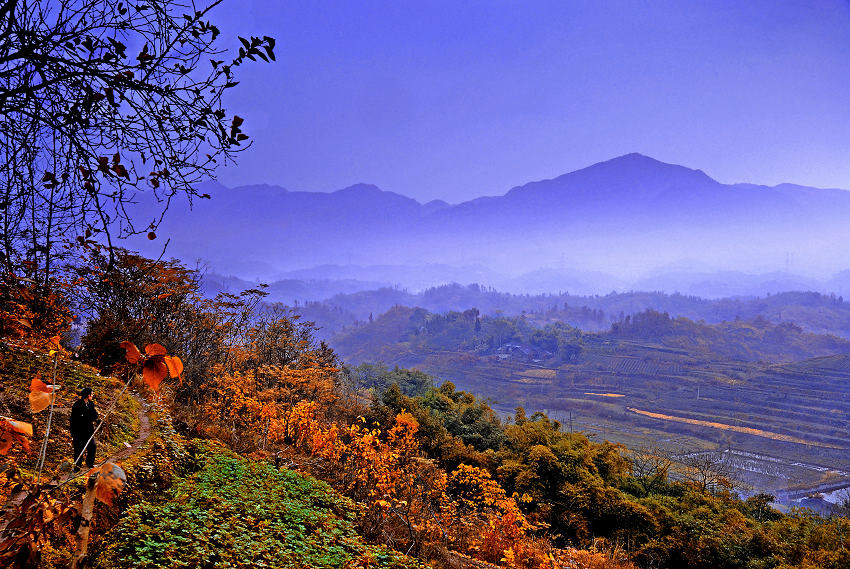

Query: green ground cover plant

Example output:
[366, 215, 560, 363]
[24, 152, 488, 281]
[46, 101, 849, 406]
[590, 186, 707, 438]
[97, 443, 422, 569]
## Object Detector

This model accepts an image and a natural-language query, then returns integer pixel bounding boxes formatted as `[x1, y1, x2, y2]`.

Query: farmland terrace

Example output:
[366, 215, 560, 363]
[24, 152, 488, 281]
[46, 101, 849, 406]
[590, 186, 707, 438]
[333, 309, 850, 505]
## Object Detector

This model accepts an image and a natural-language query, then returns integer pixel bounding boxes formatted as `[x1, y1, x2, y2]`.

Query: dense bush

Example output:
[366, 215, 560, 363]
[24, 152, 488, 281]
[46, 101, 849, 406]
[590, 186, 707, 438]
[97, 444, 422, 569]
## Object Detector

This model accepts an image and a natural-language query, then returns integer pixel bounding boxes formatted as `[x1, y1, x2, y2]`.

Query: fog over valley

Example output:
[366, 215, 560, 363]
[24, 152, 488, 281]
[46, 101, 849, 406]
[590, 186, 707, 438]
[128, 153, 850, 299]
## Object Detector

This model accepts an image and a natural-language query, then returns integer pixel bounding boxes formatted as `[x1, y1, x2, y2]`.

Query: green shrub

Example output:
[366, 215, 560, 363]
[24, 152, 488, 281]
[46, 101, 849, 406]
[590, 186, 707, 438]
[96, 444, 421, 569]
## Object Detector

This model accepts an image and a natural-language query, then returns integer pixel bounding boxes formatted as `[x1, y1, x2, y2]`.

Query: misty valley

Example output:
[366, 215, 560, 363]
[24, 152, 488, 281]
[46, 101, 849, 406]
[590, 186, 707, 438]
[5, 1, 850, 563]
[167, 153, 850, 526]
[134, 154, 850, 507]
[229, 282, 849, 514]
[7, 149, 850, 569]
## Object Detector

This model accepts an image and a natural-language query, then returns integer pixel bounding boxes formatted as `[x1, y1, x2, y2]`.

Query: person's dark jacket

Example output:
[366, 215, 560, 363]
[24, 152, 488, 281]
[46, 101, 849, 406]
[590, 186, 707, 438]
[70, 398, 98, 440]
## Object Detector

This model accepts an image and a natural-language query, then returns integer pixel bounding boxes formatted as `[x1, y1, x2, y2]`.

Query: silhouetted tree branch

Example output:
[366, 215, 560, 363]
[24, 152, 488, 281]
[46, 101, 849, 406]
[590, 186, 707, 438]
[0, 0, 273, 285]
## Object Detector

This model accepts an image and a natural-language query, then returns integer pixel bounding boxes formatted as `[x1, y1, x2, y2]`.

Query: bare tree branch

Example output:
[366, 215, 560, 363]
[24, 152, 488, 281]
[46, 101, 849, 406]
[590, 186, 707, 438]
[0, 0, 273, 288]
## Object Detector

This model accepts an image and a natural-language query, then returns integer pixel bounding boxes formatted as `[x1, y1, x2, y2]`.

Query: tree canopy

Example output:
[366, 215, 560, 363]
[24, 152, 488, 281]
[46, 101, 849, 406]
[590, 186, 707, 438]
[0, 0, 273, 284]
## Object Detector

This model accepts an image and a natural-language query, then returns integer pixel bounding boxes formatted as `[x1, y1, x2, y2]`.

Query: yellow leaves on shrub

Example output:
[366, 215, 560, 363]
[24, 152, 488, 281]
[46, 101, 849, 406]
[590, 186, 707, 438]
[271, 401, 533, 564]
[28, 375, 55, 413]
[0, 417, 33, 455]
[447, 464, 533, 562]
[94, 462, 127, 506]
[392, 411, 419, 433]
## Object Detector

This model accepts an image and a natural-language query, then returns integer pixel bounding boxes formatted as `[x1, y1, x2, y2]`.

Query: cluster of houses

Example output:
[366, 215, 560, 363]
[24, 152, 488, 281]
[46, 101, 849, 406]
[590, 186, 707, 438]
[495, 343, 553, 364]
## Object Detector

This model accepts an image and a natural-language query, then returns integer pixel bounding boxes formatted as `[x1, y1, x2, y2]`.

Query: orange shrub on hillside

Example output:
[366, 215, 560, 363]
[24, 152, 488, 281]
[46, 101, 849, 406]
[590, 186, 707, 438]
[285, 403, 547, 566]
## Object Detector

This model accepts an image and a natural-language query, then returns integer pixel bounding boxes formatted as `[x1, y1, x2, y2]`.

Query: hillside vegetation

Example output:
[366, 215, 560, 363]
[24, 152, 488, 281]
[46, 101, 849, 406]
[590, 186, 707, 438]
[1, 250, 850, 569]
[332, 306, 850, 501]
[96, 442, 421, 569]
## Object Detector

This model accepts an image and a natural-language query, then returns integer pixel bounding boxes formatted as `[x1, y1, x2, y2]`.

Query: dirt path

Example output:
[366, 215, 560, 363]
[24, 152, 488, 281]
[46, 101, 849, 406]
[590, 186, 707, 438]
[52, 391, 151, 485]
[110, 393, 151, 463]
[0, 394, 153, 535]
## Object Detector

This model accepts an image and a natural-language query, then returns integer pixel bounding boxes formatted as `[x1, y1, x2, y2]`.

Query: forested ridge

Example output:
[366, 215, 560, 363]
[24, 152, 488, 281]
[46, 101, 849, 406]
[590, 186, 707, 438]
[332, 304, 850, 367]
[332, 304, 850, 505]
[265, 283, 850, 341]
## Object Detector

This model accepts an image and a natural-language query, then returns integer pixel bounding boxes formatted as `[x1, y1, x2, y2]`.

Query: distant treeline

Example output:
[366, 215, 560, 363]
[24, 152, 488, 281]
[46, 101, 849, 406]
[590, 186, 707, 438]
[331, 305, 850, 368]
[280, 283, 850, 341]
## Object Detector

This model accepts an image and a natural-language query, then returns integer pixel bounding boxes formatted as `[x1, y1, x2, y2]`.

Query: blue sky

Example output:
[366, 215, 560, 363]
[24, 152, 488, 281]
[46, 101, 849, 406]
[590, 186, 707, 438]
[212, 0, 850, 203]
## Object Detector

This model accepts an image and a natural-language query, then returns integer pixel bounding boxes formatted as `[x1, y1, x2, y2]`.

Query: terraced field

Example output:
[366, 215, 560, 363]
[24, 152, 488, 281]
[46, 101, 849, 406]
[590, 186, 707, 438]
[385, 344, 850, 502]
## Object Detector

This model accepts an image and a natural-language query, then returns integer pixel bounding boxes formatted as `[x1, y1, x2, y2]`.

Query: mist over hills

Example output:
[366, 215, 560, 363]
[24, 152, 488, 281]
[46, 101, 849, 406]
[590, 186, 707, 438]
[126, 153, 850, 296]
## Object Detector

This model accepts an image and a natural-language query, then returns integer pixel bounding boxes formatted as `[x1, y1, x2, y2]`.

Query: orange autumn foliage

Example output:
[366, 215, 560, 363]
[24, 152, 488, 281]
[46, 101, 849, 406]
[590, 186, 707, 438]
[0, 417, 33, 455]
[28, 374, 55, 413]
[0, 271, 72, 351]
[119, 341, 183, 391]
[283, 402, 540, 565]
[445, 464, 534, 563]
[202, 363, 337, 449]
[548, 547, 638, 569]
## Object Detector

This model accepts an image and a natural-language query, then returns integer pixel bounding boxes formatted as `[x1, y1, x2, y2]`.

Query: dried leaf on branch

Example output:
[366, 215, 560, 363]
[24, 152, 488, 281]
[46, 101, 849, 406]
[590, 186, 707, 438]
[94, 462, 127, 506]
[0, 418, 33, 455]
[28, 375, 55, 413]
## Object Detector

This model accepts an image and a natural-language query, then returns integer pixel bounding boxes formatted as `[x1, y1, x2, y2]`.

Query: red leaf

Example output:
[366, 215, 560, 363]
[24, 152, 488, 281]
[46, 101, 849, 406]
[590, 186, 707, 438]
[119, 341, 143, 364]
[164, 356, 183, 383]
[30, 375, 53, 393]
[142, 356, 168, 391]
[144, 343, 167, 356]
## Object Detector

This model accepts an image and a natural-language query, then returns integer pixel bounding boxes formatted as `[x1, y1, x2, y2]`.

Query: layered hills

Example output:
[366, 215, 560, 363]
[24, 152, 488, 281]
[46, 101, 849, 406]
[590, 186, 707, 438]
[128, 153, 850, 291]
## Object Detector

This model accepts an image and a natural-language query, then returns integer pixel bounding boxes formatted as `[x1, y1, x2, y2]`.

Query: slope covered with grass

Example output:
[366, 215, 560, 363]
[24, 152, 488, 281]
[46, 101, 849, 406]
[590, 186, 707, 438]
[0, 342, 140, 477]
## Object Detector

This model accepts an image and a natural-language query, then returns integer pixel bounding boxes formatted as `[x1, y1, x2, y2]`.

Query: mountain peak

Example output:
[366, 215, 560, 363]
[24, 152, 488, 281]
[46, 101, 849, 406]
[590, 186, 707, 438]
[560, 152, 719, 189]
[233, 183, 289, 194]
[333, 182, 422, 202]
[583, 153, 714, 179]
[330, 183, 425, 210]
[607, 152, 664, 164]
[333, 183, 384, 196]
[499, 153, 720, 204]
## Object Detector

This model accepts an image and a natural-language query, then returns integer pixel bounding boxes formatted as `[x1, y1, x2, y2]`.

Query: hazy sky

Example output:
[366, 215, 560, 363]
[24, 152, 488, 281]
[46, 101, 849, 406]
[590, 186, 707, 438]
[212, 0, 850, 203]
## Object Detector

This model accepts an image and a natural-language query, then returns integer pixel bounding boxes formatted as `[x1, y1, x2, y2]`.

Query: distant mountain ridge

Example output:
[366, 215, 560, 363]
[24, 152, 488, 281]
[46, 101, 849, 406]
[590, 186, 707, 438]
[127, 153, 850, 289]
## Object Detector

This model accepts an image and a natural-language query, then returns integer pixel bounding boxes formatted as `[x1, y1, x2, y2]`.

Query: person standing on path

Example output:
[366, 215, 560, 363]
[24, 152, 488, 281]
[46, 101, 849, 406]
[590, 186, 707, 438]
[70, 387, 99, 471]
